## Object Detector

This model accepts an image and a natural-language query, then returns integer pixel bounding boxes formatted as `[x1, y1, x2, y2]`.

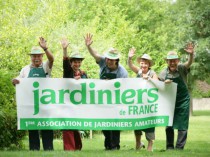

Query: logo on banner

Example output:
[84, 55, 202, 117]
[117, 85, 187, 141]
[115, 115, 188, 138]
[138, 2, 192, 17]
[33, 81, 159, 115]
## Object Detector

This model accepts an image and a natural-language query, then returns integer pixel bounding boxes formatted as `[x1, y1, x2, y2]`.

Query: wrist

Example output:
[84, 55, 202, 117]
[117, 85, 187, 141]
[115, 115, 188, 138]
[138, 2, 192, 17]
[43, 47, 48, 51]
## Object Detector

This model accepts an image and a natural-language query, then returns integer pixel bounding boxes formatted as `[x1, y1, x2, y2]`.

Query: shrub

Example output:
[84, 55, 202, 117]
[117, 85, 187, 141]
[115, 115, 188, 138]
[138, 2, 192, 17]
[0, 69, 26, 150]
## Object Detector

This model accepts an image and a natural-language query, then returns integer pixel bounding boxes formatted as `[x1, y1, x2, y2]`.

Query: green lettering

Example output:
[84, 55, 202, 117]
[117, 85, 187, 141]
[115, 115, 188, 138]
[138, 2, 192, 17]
[70, 83, 87, 104]
[33, 81, 39, 115]
[98, 90, 112, 104]
[148, 88, 158, 103]
[40, 89, 56, 104]
[128, 106, 138, 115]
[154, 104, 158, 112]
[89, 82, 95, 104]
[114, 82, 121, 104]
[144, 104, 150, 113]
[59, 89, 70, 104]
[121, 89, 135, 104]
[150, 104, 154, 113]
[136, 89, 147, 104]
[139, 105, 145, 114]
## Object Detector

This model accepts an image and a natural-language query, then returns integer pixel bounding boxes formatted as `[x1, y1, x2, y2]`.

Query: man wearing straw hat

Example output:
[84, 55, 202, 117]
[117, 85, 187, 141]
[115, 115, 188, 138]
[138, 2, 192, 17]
[12, 37, 54, 151]
[84, 33, 128, 150]
[159, 43, 194, 150]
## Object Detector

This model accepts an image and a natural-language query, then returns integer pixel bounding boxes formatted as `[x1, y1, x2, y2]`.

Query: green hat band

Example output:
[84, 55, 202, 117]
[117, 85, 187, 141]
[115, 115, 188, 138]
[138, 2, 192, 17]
[31, 49, 42, 54]
[107, 52, 118, 57]
[70, 53, 84, 59]
[167, 55, 179, 59]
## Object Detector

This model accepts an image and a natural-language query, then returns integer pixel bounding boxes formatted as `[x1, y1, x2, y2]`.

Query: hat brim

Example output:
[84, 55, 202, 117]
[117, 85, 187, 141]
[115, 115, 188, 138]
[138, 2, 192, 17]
[137, 57, 153, 67]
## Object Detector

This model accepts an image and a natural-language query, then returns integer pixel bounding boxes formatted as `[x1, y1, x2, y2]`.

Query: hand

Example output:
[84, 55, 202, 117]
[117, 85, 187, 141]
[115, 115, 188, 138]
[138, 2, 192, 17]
[39, 37, 48, 50]
[128, 47, 136, 58]
[164, 79, 172, 84]
[143, 75, 149, 80]
[12, 79, 20, 86]
[61, 38, 70, 49]
[184, 42, 194, 54]
[74, 76, 81, 80]
[84, 33, 93, 47]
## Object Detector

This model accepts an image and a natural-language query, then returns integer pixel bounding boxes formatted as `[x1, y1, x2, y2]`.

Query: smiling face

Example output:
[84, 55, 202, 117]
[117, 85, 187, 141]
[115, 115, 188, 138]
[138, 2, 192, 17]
[31, 54, 43, 67]
[139, 59, 150, 73]
[70, 59, 83, 71]
[105, 58, 118, 71]
[167, 59, 179, 72]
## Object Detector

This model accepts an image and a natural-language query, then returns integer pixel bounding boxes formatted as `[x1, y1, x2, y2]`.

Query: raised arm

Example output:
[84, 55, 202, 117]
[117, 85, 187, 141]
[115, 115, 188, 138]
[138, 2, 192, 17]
[61, 38, 70, 57]
[39, 37, 54, 69]
[127, 47, 139, 74]
[84, 33, 102, 63]
[184, 42, 194, 69]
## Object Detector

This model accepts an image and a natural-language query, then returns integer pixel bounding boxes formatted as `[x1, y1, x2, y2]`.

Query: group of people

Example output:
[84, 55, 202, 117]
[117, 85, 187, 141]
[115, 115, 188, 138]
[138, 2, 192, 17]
[12, 34, 194, 152]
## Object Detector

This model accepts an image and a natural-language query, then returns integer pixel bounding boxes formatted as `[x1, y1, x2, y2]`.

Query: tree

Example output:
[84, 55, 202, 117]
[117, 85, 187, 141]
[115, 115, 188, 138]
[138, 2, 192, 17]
[0, 69, 26, 149]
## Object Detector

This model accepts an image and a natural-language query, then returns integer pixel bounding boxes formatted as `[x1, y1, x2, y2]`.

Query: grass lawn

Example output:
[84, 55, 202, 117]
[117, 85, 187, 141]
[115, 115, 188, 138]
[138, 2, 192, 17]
[0, 111, 210, 157]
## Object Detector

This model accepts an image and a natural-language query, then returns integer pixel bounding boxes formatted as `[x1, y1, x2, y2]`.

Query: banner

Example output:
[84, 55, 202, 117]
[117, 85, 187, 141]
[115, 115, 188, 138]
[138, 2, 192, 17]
[16, 78, 177, 130]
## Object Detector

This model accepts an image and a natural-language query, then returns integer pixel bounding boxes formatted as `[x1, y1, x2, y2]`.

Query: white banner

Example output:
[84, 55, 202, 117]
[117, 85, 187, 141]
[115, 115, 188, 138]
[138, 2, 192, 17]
[16, 78, 177, 130]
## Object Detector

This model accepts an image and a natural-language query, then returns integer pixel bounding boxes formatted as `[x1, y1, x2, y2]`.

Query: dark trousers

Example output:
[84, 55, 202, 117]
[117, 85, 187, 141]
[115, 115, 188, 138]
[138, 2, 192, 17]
[29, 130, 54, 151]
[102, 130, 120, 150]
[166, 127, 187, 150]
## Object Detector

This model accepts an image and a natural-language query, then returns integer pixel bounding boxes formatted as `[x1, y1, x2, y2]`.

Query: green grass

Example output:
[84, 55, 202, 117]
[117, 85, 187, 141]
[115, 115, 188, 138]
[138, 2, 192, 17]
[192, 110, 210, 116]
[1, 113, 210, 157]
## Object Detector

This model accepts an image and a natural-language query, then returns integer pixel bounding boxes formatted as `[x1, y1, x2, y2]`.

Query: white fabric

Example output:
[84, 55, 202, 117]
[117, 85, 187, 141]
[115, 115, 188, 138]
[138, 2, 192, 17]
[17, 61, 52, 78]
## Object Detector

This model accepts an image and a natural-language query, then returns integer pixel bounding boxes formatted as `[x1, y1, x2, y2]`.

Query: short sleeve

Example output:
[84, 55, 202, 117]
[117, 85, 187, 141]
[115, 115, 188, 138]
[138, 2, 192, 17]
[117, 65, 128, 78]
[17, 65, 30, 78]
[42, 61, 52, 77]
[158, 69, 167, 81]
[178, 64, 188, 76]
[98, 57, 106, 68]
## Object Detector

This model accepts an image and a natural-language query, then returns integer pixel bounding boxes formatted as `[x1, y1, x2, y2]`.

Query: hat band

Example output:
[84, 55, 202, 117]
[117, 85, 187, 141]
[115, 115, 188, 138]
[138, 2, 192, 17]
[167, 55, 179, 59]
[31, 49, 42, 54]
[108, 53, 118, 57]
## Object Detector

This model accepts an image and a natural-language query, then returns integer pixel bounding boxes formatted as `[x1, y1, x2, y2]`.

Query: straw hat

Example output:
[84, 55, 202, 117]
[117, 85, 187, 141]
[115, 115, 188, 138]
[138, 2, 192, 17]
[69, 52, 84, 60]
[104, 48, 120, 60]
[166, 51, 179, 60]
[29, 46, 44, 55]
[137, 54, 153, 67]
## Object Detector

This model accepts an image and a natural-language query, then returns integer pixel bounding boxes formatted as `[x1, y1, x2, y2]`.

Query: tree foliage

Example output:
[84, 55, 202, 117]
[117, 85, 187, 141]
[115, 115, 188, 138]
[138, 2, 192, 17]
[0, 0, 181, 77]
[0, 69, 26, 149]
[171, 0, 210, 97]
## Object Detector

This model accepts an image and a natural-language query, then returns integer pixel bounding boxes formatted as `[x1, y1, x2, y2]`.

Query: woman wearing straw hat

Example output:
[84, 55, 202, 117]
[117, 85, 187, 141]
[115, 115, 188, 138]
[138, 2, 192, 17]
[61, 38, 87, 151]
[159, 43, 194, 150]
[127, 47, 158, 151]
